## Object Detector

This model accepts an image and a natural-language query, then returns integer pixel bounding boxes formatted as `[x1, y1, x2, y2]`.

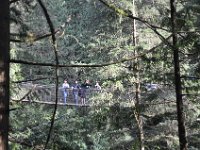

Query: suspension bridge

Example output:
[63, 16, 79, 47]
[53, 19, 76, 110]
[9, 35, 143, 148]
[11, 83, 136, 107]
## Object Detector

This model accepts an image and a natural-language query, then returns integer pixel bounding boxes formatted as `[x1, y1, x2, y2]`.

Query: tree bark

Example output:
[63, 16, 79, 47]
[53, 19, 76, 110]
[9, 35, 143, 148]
[0, 0, 10, 149]
[132, 1, 144, 149]
[170, 0, 187, 149]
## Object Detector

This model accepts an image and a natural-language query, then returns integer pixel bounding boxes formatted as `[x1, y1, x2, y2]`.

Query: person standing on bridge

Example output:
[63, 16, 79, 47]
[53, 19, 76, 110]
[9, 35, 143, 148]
[80, 79, 91, 105]
[95, 81, 102, 93]
[71, 80, 80, 105]
[62, 79, 70, 104]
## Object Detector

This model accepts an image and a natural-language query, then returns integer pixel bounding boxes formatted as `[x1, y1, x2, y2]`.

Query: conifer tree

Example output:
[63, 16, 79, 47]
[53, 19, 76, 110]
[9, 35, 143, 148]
[131, 0, 144, 149]
[0, 0, 10, 149]
[170, 0, 187, 149]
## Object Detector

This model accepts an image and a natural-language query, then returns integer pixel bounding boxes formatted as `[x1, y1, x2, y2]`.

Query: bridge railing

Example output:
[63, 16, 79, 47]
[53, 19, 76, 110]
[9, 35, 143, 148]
[12, 83, 171, 106]
[12, 83, 104, 104]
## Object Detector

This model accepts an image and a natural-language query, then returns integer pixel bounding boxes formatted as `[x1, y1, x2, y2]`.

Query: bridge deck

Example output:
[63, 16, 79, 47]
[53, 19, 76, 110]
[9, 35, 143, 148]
[12, 83, 169, 107]
[12, 83, 126, 105]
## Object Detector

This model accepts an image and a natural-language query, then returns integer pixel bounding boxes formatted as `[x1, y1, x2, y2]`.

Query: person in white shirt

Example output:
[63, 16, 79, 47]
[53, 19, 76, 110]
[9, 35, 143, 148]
[95, 81, 101, 92]
[62, 80, 70, 104]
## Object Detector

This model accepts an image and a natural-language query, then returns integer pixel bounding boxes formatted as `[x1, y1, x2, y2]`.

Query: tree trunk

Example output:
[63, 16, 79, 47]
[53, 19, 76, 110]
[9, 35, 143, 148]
[132, 1, 144, 149]
[0, 0, 10, 149]
[170, 0, 187, 149]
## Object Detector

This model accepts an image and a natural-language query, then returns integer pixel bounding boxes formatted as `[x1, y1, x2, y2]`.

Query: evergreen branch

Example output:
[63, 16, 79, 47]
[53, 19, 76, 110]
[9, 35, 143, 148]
[97, 0, 173, 48]
[11, 85, 36, 102]
[9, 108, 19, 111]
[12, 77, 55, 84]
[181, 75, 200, 80]
[10, 0, 20, 4]
[98, 0, 170, 32]
[10, 30, 59, 43]
[65, 34, 85, 48]
[177, 30, 200, 33]
[9, 136, 33, 148]
[36, 0, 59, 149]
[143, 100, 176, 106]
[10, 39, 21, 42]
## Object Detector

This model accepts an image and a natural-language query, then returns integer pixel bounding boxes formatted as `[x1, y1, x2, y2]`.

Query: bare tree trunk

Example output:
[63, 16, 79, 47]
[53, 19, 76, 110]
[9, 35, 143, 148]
[0, 0, 10, 149]
[170, 0, 187, 149]
[132, 1, 144, 149]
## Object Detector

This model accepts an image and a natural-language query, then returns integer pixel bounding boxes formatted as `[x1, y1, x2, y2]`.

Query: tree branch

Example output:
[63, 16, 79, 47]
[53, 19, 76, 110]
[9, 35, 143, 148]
[10, 0, 20, 4]
[181, 75, 200, 80]
[12, 77, 55, 84]
[10, 30, 59, 43]
[11, 85, 36, 102]
[36, 0, 59, 149]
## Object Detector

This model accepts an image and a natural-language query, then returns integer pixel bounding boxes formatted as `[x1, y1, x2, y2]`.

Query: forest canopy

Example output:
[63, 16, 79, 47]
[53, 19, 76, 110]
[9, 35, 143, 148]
[0, 0, 200, 149]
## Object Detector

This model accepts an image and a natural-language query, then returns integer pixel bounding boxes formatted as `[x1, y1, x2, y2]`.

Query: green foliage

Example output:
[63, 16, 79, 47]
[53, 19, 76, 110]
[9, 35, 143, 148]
[10, 0, 200, 149]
